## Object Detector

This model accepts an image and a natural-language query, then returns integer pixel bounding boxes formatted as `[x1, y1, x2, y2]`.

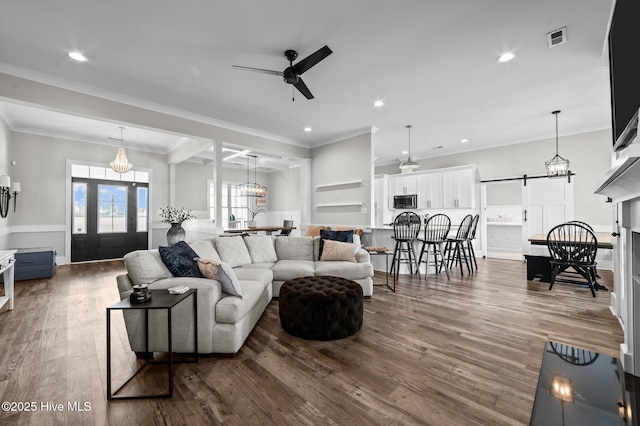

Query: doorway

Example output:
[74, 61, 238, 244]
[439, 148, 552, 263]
[520, 177, 574, 253]
[71, 176, 148, 262]
[481, 175, 574, 260]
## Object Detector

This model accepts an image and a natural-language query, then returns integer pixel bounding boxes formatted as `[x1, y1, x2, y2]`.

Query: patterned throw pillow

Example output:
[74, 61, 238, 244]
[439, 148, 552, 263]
[215, 236, 252, 267]
[319, 239, 360, 262]
[196, 258, 242, 297]
[158, 241, 202, 277]
[319, 229, 354, 258]
[244, 236, 277, 263]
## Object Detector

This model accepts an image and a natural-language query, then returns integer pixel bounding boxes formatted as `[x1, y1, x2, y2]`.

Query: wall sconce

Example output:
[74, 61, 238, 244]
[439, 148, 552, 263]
[0, 175, 21, 218]
[10, 182, 20, 212]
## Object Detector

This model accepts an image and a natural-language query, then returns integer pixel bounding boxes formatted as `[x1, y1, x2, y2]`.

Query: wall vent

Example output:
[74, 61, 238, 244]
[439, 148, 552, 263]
[547, 27, 567, 48]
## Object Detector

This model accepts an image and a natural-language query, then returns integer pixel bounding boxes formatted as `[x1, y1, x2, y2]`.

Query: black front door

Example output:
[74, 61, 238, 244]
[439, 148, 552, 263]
[71, 178, 148, 262]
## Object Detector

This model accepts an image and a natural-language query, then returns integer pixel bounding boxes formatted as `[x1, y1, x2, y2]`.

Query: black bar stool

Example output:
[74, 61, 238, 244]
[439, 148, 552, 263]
[417, 213, 451, 279]
[390, 212, 422, 281]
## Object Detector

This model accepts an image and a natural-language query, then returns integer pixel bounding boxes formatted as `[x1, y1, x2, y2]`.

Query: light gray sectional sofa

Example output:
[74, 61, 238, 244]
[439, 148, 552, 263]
[116, 235, 373, 355]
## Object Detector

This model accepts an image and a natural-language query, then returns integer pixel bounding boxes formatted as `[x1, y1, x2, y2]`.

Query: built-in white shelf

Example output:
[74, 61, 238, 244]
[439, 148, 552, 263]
[315, 202, 363, 207]
[315, 180, 363, 190]
[487, 222, 522, 227]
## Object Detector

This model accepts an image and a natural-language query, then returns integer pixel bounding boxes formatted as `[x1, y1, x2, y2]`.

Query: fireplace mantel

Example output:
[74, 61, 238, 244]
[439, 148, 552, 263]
[594, 139, 640, 202]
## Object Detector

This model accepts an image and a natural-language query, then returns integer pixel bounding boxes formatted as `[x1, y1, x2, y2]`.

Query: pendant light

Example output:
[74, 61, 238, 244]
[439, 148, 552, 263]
[237, 154, 267, 197]
[399, 125, 419, 171]
[545, 110, 570, 177]
[109, 127, 133, 174]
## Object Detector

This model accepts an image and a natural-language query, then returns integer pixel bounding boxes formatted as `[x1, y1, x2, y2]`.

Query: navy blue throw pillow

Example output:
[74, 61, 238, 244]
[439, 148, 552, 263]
[319, 229, 354, 258]
[159, 241, 203, 277]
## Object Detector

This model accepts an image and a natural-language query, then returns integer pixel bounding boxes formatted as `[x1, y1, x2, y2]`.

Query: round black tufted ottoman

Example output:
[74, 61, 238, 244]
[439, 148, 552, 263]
[279, 276, 364, 340]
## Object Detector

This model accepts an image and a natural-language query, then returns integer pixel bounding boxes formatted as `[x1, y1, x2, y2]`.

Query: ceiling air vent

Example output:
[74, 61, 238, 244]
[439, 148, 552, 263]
[547, 27, 567, 48]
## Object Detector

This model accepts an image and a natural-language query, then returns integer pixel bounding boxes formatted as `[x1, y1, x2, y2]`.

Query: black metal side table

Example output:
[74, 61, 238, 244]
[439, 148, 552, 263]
[106, 289, 198, 400]
[367, 250, 395, 292]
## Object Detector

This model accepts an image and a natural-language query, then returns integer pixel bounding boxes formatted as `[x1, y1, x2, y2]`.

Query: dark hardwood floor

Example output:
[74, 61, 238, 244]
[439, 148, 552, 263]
[0, 258, 623, 425]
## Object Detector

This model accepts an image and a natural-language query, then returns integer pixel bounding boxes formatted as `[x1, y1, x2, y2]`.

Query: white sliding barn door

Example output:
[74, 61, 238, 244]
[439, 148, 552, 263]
[521, 177, 574, 252]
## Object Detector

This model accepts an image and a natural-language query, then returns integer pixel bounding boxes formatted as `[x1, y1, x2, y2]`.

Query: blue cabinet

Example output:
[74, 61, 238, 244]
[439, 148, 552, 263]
[14, 247, 56, 281]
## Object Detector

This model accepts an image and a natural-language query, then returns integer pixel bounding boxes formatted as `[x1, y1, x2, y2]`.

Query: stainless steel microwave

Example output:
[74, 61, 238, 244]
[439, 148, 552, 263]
[393, 194, 417, 209]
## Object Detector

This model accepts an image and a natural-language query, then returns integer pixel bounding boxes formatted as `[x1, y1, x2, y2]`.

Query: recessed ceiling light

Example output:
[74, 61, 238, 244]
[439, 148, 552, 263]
[374, 100, 384, 107]
[304, 127, 312, 132]
[498, 52, 515, 63]
[461, 139, 469, 143]
[401, 150, 408, 155]
[68, 51, 88, 62]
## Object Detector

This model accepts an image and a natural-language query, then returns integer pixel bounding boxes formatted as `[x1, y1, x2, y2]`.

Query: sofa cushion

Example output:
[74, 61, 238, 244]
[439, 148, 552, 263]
[314, 261, 374, 280]
[158, 241, 202, 278]
[271, 260, 315, 281]
[233, 267, 274, 285]
[123, 250, 173, 285]
[320, 239, 360, 262]
[304, 225, 328, 237]
[215, 236, 252, 267]
[275, 236, 314, 260]
[319, 229, 354, 258]
[196, 258, 242, 297]
[216, 280, 269, 324]
[189, 239, 221, 262]
[244, 236, 277, 263]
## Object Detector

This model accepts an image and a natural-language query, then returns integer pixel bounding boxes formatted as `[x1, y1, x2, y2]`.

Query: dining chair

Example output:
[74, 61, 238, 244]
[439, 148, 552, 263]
[417, 213, 451, 279]
[546, 222, 599, 297]
[276, 219, 294, 236]
[443, 214, 474, 275]
[390, 212, 422, 281]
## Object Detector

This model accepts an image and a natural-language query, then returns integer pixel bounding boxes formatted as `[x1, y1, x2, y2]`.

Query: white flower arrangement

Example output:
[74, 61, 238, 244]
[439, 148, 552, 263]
[159, 206, 195, 224]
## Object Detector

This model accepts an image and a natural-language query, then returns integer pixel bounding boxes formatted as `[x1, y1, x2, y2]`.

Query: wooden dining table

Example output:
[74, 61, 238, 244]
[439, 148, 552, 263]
[528, 233, 614, 249]
[224, 226, 296, 235]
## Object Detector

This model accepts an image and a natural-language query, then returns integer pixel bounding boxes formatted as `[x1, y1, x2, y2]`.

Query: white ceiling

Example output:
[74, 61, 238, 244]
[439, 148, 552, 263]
[0, 0, 615, 169]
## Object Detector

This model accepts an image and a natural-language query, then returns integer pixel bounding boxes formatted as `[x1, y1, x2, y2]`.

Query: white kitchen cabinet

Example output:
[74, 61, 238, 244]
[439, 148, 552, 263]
[374, 175, 393, 226]
[387, 165, 475, 209]
[442, 168, 474, 208]
[389, 175, 418, 206]
[417, 173, 442, 209]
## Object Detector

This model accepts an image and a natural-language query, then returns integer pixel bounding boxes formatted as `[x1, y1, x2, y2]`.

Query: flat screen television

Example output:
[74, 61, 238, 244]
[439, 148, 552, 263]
[608, 0, 640, 151]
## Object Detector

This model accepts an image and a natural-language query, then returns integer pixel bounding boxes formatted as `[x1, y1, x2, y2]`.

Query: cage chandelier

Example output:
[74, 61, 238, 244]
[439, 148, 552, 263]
[237, 154, 267, 197]
[545, 110, 570, 177]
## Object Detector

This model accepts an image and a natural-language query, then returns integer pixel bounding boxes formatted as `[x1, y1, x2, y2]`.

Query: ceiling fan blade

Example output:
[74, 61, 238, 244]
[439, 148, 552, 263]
[232, 65, 284, 77]
[293, 78, 314, 99]
[291, 45, 332, 75]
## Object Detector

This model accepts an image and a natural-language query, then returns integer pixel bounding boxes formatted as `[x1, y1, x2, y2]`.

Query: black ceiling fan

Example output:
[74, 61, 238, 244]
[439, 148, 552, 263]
[232, 45, 332, 100]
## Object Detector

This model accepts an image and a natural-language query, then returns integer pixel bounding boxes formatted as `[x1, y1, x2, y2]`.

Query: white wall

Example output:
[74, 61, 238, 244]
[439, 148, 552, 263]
[0, 117, 10, 244]
[311, 132, 373, 226]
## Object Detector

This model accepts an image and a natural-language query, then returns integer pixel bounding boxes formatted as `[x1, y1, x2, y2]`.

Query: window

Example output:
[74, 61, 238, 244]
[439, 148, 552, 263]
[72, 182, 87, 234]
[209, 181, 249, 228]
[137, 186, 148, 232]
[98, 184, 127, 233]
[71, 164, 148, 183]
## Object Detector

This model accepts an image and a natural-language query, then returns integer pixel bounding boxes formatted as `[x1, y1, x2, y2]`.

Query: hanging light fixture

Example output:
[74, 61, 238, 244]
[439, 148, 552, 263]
[237, 154, 267, 197]
[109, 126, 133, 174]
[399, 125, 419, 171]
[545, 110, 570, 177]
